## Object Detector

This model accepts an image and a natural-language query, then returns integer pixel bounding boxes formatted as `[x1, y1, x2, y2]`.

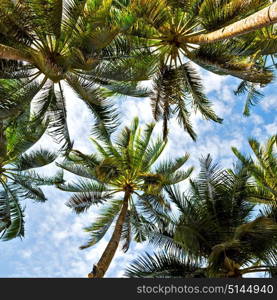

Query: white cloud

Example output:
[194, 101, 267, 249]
[264, 118, 277, 136]
[120, 97, 154, 125]
[261, 95, 277, 112]
[201, 72, 229, 94]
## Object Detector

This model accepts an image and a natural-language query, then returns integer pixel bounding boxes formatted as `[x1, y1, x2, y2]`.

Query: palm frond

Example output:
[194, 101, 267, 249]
[181, 63, 223, 123]
[80, 199, 122, 249]
[125, 250, 205, 278]
[14, 148, 57, 170]
[0, 190, 11, 235]
[57, 160, 96, 180]
[155, 154, 190, 174]
[5, 110, 48, 159]
[11, 177, 47, 202]
[67, 149, 101, 169]
[129, 202, 156, 243]
[141, 137, 167, 171]
[137, 193, 171, 228]
[173, 95, 197, 141]
[66, 75, 120, 141]
[66, 187, 112, 214]
[24, 0, 63, 39]
[46, 83, 73, 152]
[232, 135, 277, 202]
[0, 185, 24, 241]
[58, 179, 107, 193]
[62, 0, 86, 40]
[134, 121, 156, 163]
[234, 80, 264, 116]
[164, 185, 187, 213]
[121, 209, 132, 252]
[19, 169, 64, 186]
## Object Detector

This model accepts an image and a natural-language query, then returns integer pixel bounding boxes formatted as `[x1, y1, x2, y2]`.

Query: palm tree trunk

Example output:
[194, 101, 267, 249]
[189, 54, 273, 84]
[88, 189, 131, 278]
[0, 44, 33, 63]
[184, 2, 277, 44]
[241, 265, 272, 275]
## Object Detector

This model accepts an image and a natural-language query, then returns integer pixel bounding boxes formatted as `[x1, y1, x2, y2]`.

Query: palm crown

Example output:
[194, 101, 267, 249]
[126, 155, 277, 278]
[0, 0, 153, 149]
[122, 0, 276, 138]
[57, 117, 193, 277]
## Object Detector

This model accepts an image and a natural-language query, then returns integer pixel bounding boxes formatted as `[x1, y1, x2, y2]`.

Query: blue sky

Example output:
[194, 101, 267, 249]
[0, 66, 276, 278]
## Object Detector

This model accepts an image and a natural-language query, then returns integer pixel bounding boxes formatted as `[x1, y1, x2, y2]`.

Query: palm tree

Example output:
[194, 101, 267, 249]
[232, 135, 277, 205]
[0, 114, 63, 240]
[178, 0, 277, 44]
[57, 117, 193, 277]
[120, 0, 276, 138]
[126, 155, 277, 278]
[2, 1, 277, 142]
[134, 0, 277, 45]
[0, 0, 152, 149]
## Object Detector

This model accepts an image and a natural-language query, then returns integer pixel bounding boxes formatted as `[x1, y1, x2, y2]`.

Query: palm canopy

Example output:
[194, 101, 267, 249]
[1, 1, 276, 143]
[126, 155, 277, 278]
[115, 0, 276, 139]
[232, 135, 277, 205]
[0, 113, 63, 241]
[57, 117, 193, 277]
[0, 0, 153, 150]
[129, 0, 274, 77]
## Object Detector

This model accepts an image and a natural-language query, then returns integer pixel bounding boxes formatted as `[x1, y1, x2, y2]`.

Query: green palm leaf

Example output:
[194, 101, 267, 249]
[181, 63, 222, 123]
[14, 148, 57, 171]
[0, 185, 24, 241]
[126, 250, 205, 278]
[234, 80, 264, 116]
[80, 199, 122, 249]
[66, 186, 112, 214]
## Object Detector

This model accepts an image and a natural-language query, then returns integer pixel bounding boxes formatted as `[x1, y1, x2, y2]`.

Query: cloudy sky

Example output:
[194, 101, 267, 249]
[0, 66, 276, 278]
